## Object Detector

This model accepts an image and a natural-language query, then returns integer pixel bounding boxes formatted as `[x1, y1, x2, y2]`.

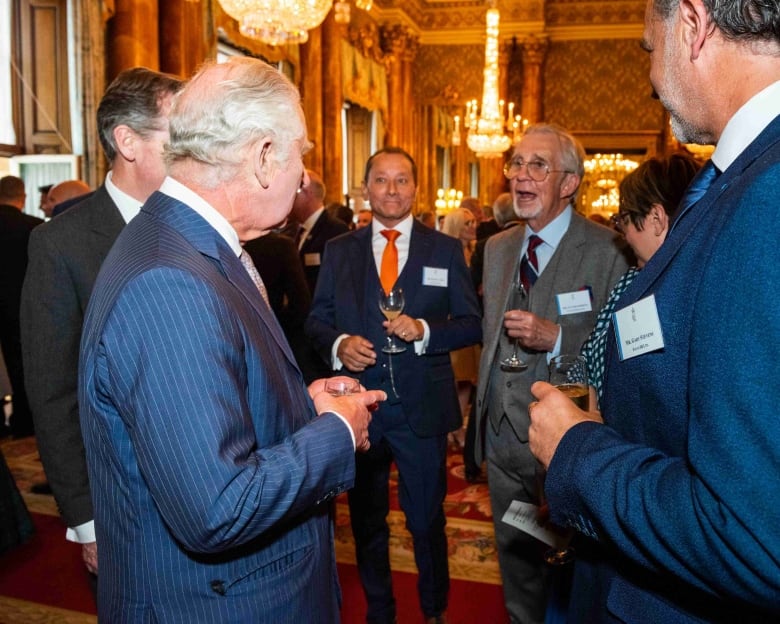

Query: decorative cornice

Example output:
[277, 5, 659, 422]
[366, 0, 644, 44]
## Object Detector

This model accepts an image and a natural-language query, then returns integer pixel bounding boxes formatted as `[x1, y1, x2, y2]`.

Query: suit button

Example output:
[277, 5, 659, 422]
[506, 381, 512, 388]
[210, 580, 226, 595]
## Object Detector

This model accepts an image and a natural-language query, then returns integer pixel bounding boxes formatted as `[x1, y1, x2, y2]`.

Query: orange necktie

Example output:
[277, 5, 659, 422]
[380, 229, 401, 295]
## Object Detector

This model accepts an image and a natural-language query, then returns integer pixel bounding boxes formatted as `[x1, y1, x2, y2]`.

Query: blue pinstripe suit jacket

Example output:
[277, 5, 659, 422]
[79, 192, 354, 623]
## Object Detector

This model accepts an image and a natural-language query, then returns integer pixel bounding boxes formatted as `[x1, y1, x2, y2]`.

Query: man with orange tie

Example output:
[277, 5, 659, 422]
[306, 146, 482, 624]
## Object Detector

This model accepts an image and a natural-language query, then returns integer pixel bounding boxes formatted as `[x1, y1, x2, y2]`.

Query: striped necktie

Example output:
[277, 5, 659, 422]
[520, 234, 544, 292]
[239, 250, 270, 308]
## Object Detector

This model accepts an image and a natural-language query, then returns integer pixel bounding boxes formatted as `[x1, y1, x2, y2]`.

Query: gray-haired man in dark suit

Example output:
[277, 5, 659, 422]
[20, 67, 183, 578]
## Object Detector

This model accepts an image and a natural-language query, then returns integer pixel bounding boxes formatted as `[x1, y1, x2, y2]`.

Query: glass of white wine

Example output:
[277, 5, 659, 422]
[543, 353, 588, 566]
[548, 354, 589, 409]
[378, 287, 406, 354]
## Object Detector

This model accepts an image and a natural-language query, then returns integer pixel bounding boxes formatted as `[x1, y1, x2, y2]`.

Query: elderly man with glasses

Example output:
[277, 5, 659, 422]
[473, 123, 630, 623]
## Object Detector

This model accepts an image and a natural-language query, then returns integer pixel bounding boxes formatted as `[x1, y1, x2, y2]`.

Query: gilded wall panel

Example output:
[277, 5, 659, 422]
[412, 44, 484, 105]
[544, 39, 664, 132]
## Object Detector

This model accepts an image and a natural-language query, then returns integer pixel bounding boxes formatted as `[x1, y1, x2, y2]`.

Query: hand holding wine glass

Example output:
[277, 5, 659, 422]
[378, 287, 406, 354]
[500, 270, 528, 372]
[540, 354, 589, 566]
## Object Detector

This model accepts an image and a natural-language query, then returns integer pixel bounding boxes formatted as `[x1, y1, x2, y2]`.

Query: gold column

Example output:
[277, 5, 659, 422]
[107, 0, 159, 80]
[520, 34, 548, 124]
[300, 24, 325, 177]
[159, 0, 216, 79]
[400, 41, 419, 153]
[320, 14, 344, 205]
[381, 24, 418, 152]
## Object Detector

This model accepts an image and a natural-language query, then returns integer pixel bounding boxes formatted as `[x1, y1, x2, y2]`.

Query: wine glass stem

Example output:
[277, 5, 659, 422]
[388, 351, 400, 398]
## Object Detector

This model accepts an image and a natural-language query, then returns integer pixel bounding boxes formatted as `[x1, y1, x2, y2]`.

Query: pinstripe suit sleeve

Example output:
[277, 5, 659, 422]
[91, 266, 354, 553]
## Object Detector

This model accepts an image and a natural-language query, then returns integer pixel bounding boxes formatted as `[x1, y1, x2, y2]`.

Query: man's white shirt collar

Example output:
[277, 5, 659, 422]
[104, 171, 144, 225]
[159, 176, 242, 256]
[713, 80, 780, 172]
[301, 206, 325, 232]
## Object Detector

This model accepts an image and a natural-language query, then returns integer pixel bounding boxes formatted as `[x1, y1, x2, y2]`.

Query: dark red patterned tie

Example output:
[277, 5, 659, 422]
[520, 235, 544, 292]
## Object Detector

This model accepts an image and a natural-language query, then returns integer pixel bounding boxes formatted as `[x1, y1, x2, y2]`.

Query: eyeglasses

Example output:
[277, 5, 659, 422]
[503, 157, 574, 182]
[610, 212, 632, 231]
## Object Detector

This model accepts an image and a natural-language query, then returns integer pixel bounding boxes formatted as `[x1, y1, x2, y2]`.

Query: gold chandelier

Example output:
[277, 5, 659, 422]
[464, 6, 521, 159]
[217, 0, 334, 46]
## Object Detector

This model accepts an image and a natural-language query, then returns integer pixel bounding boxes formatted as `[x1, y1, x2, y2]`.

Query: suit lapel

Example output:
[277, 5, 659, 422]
[86, 185, 125, 243]
[624, 115, 780, 303]
[147, 193, 299, 369]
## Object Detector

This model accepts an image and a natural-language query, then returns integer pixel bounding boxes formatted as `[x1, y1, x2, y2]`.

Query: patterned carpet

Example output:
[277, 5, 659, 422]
[334, 450, 500, 585]
[1, 436, 504, 623]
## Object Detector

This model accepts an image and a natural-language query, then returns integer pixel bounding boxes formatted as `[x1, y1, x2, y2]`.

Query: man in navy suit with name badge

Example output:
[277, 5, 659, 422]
[306, 147, 481, 624]
[529, 0, 780, 621]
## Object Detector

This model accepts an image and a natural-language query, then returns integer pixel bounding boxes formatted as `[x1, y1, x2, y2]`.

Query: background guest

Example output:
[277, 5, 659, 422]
[21, 67, 184, 580]
[581, 152, 701, 403]
[356, 207, 373, 229]
[417, 210, 436, 229]
[327, 201, 355, 230]
[440, 207, 480, 450]
[474, 123, 628, 623]
[46, 179, 92, 218]
[306, 146, 482, 624]
[0, 175, 43, 439]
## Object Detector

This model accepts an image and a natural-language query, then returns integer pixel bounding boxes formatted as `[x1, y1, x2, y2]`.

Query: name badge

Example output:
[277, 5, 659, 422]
[613, 294, 665, 360]
[422, 267, 448, 287]
[556, 290, 592, 315]
[303, 253, 321, 267]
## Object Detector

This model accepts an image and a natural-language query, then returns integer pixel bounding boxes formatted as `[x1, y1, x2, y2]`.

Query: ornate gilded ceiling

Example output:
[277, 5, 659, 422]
[367, 0, 645, 42]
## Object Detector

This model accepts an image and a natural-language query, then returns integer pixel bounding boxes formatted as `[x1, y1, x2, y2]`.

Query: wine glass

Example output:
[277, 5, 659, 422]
[500, 270, 528, 372]
[542, 354, 589, 566]
[548, 354, 589, 409]
[378, 287, 406, 354]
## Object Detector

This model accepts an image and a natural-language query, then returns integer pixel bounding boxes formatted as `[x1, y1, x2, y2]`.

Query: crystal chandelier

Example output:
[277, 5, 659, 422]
[333, 0, 372, 25]
[464, 6, 521, 159]
[217, 0, 334, 46]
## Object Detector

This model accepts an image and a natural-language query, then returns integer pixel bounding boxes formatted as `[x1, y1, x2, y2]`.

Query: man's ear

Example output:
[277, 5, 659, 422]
[113, 125, 137, 162]
[679, 0, 711, 61]
[648, 203, 669, 236]
[361, 181, 369, 201]
[254, 140, 273, 189]
[560, 173, 581, 200]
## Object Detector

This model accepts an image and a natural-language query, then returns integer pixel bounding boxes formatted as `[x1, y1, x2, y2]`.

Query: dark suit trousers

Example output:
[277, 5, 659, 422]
[347, 401, 449, 623]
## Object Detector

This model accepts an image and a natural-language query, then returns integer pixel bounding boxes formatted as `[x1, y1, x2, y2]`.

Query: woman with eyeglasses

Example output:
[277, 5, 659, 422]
[582, 152, 701, 405]
[441, 207, 480, 449]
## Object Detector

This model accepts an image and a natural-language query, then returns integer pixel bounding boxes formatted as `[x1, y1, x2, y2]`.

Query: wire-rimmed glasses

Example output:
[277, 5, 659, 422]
[503, 157, 574, 182]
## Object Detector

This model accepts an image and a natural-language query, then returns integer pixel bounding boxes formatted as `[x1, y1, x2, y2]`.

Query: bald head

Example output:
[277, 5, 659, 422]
[291, 169, 326, 222]
[45, 180, 91, 217]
